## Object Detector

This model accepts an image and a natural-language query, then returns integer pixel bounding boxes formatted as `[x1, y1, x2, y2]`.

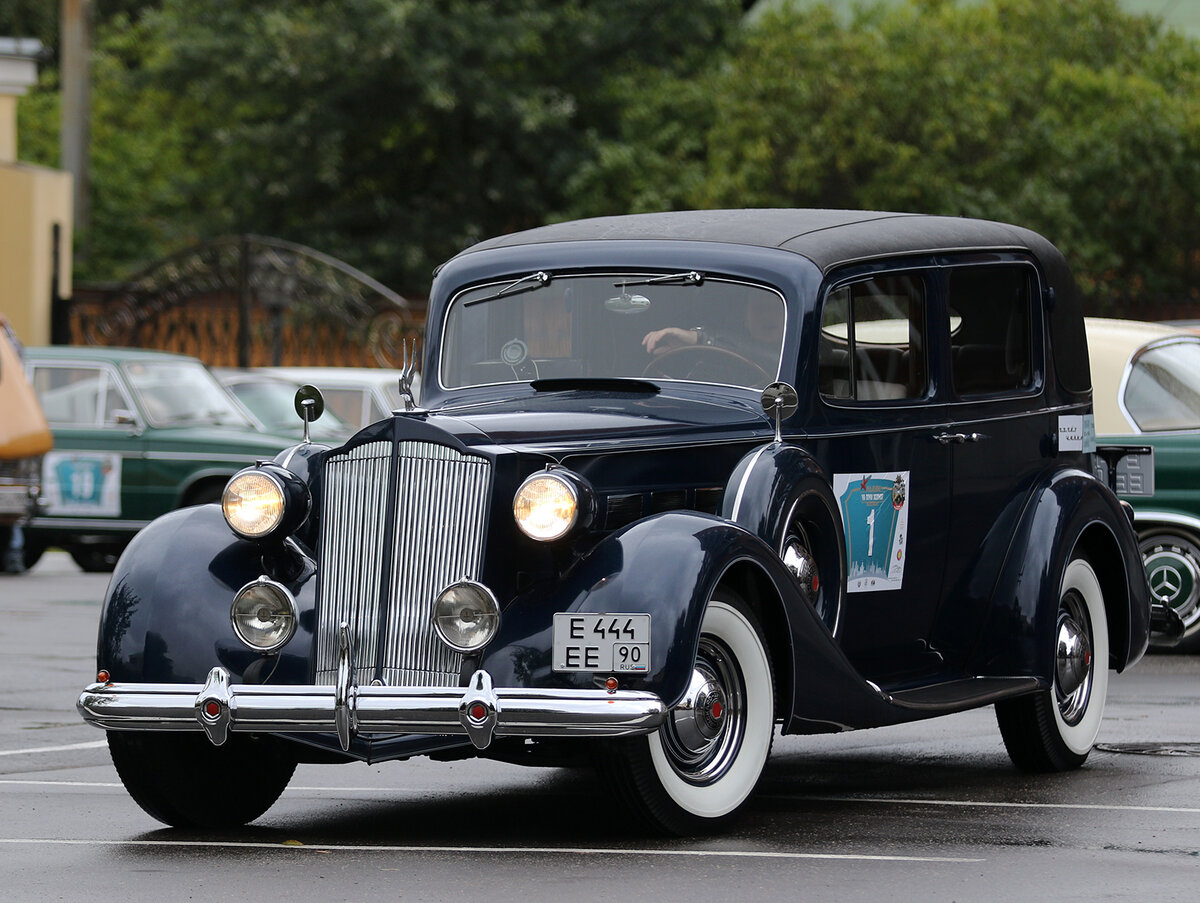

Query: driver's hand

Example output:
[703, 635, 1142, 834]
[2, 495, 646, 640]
[642, 326, 698, 355]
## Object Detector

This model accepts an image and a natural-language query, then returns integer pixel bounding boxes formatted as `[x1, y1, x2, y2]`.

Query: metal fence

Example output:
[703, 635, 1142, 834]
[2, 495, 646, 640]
[54, 235, 425, 369]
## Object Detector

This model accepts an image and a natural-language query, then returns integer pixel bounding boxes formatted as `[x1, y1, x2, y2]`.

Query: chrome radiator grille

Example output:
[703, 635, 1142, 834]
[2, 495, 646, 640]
[315, 439, 492, 688]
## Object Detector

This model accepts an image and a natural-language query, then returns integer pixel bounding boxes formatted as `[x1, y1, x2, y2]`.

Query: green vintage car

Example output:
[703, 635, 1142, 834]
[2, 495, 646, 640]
[1087, 317, 1200, 650]
[23, 346, 296, 571]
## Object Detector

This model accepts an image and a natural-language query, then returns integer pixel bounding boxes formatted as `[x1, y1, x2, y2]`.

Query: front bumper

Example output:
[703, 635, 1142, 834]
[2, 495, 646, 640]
[77, 666, 667, 752]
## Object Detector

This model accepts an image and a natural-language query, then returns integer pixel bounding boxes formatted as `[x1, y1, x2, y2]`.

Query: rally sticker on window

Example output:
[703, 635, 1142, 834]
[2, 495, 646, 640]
[42, 451, 122, 517]
[833, 472, 909, 593]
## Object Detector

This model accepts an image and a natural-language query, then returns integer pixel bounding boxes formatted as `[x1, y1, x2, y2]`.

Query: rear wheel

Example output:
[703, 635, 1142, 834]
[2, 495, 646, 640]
[598, 589, 774, 834]
[108, 732, 297, 828]
[996, 556, 1108, 772]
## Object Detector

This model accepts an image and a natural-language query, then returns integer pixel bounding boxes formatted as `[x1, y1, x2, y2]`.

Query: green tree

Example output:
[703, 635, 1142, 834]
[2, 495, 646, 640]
[20, 0, 741, 292]
[577, 0, 1200, 304]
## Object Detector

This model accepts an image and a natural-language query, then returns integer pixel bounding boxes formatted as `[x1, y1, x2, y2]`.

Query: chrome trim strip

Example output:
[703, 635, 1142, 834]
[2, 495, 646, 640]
[27, 516, 152, 530]
[730, 444, 769, 522]
[77, 668, 667, 751]
[1130, 510, 1200, 534]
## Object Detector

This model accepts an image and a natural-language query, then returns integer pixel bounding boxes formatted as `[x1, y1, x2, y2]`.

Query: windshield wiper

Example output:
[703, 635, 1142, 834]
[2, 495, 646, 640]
[614, 271, 704, 288]
[465, 271, 552, 306]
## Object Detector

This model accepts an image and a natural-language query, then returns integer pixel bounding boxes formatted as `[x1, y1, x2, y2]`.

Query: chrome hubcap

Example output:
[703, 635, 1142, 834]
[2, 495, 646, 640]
[1055, 589, 1093, 725]
[669, 668, 728, 753]
[661, 637, 744, 784]
[782, 538, 819, 605]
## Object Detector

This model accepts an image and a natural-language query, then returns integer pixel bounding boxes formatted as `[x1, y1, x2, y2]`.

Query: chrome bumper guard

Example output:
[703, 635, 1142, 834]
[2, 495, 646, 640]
[77, 666, 667, 752]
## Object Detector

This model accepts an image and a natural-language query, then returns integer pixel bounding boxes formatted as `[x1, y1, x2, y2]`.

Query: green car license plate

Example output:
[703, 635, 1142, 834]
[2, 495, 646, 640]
[552, 613, 650, 673]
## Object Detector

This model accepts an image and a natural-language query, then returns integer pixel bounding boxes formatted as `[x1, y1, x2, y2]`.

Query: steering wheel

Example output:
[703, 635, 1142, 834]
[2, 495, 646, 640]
[641, 345, 771, 386]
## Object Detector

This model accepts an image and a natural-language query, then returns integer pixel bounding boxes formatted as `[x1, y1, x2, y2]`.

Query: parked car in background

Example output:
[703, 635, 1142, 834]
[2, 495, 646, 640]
[79, 210, 1150, 835]
[0, 316, 53, 574]
[258, 366, 419, 429]
[1086, 317, 1200, 650]
[214, 368, 354, 442]
[24, 347, 295, 571]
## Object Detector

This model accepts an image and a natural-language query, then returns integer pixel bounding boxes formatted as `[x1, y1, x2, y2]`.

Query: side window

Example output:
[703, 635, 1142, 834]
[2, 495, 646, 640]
[32, 365, 115, 425]
[948, 266, 1034, 396]
[1123, 340, 1200, 431]
[819, 273, 928, 402]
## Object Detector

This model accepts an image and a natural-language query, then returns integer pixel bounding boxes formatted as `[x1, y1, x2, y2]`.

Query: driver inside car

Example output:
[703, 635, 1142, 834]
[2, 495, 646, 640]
[641, 298, 784, 377]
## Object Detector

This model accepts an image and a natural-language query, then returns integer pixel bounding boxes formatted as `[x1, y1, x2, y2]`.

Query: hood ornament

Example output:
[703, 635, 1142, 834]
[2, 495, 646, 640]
[397, 339, 419, 412]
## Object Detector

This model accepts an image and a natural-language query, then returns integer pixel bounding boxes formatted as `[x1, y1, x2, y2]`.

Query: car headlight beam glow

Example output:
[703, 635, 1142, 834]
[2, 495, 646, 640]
[513, 470, 585, 541]
[222, 465, 309, 541]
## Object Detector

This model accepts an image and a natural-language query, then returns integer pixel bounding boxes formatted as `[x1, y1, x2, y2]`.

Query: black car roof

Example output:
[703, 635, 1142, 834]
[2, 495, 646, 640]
[457, 209, 1057, 274]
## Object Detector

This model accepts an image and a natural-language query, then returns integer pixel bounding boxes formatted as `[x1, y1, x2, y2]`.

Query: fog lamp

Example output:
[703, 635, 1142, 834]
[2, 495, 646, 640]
[513, 471, 580, 541]
[432, 581, 500, 652]
[231, 577, 297, 652]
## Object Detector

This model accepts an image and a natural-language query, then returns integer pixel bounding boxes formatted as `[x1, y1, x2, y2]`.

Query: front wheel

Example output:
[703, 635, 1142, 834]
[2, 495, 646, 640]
[598, 589, 774, 834]
[995, 556, 1109, 772]
[108, 732, 297, 828]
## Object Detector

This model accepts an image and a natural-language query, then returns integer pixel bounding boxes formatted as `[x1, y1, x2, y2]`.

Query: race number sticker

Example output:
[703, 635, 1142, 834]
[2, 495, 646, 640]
[834, 472, 909, 593]
[42, 451, 122, 516]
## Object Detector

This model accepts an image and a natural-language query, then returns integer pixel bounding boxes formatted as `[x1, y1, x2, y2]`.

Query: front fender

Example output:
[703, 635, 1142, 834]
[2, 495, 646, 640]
[971, 468, 1150, 679]
[97, 505, 318, 685]
[480, 511, 796, 708]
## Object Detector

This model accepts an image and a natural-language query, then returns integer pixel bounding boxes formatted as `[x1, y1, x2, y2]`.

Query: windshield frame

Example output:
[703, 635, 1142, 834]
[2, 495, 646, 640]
[437, 269, 788, 394]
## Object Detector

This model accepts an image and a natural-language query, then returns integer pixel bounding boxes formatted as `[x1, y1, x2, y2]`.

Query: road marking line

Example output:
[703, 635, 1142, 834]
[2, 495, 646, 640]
[788, 795, 1200, 815]
[4, 778, 1199, 816]
[0, 780, 122, 788]
[0, 741, 106, 757]
[0, 838, 981, 862]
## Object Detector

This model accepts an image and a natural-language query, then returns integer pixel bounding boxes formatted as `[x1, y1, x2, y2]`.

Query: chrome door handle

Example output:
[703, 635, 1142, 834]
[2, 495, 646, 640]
[934, 432, 986, 445]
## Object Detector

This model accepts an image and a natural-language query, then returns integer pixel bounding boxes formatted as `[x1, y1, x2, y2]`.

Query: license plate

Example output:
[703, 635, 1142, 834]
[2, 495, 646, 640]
[552, 613, 651, 673]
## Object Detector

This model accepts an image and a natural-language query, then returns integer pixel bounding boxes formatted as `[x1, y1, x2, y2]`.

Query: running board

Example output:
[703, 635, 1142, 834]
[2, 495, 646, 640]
[886, 676, 1043, 712]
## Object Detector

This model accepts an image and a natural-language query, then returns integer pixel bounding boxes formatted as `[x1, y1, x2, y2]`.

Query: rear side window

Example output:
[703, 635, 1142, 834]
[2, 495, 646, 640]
[947, 266, 1035, 396]
[819, 273, 928, 402]
[1123, 340, 1200, 431]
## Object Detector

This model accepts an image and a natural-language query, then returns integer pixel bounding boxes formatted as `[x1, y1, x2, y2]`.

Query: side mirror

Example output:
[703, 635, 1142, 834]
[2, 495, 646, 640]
[760, 382, 798, 443]
[294, 385, 325, 443]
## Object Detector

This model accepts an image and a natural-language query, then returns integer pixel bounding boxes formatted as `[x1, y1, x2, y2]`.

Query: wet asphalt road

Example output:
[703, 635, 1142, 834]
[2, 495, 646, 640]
[2, 553, 1198, 902]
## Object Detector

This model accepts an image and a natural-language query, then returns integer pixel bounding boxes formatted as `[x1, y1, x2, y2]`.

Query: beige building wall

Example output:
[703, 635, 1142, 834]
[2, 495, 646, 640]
[1, 40, 73, 346]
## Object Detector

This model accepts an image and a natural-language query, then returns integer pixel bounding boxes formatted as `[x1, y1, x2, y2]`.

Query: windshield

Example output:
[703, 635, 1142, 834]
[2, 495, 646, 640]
[228, 378, 352, 437]
[440, 272, 785, 390]
[1124, 339, 1200, 431]
[124, 360, 253, 428]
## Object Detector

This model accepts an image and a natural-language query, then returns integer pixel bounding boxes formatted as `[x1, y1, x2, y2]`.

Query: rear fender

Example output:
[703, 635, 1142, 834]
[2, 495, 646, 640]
[971, 469, 1150, 679]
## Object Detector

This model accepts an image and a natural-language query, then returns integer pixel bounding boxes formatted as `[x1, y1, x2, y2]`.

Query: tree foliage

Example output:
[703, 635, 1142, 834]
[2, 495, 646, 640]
[10, 0, 1200, 306]
[576, 0, 1200, 302]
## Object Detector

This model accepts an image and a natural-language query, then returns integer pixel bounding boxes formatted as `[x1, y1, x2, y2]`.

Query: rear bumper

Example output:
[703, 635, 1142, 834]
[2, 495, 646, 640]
[77, 666, 667, 751]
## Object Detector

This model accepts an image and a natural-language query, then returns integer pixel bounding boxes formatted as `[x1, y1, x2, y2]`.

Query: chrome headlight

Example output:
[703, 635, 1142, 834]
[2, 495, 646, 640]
[513, 469, 591, 541]
[230, 577, 297, 652]
[432, 581, 500, 652]
[222, 465, 310, 540]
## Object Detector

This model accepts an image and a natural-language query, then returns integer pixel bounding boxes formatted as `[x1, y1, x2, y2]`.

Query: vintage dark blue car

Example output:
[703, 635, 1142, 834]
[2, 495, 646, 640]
[78, 210, 1153, 834]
